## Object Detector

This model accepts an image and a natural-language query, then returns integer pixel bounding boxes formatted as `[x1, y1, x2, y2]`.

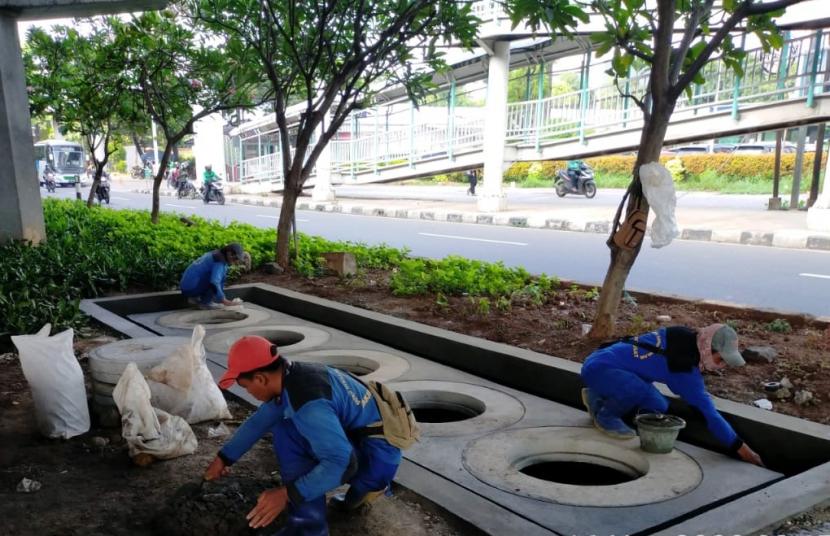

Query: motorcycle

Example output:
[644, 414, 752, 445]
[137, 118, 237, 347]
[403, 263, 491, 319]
[44, 169, 57, 193]
[177, 179, 198, 199]
[200, 180, 225, 205]
[555, 161, 597, 199]
[95, 174, 111, 204]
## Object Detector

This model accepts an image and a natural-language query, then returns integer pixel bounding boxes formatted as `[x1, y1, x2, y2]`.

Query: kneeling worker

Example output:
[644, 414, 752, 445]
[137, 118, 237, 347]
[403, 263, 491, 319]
[180, 242, 244, 309]
[581, 323, 764, 466]
[204, 336, 415, 534]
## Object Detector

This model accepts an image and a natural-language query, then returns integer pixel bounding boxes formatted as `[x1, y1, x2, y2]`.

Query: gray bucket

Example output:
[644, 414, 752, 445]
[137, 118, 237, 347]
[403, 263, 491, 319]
[635, 413, 686, 454]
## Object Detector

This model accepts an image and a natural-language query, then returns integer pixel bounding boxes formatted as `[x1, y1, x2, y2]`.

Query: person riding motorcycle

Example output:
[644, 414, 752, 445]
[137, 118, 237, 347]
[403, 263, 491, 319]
[567, 160, 587, 189]
[203, 165, 219, 202]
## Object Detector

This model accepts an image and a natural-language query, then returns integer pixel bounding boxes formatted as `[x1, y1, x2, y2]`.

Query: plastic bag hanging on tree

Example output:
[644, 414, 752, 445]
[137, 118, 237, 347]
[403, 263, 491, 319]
[11, 324, 90, 439]
[640, 162, 679, 248]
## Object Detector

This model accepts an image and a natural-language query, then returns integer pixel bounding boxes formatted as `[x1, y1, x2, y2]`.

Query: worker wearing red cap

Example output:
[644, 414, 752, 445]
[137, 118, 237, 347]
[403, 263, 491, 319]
[204, 336, 401, 535]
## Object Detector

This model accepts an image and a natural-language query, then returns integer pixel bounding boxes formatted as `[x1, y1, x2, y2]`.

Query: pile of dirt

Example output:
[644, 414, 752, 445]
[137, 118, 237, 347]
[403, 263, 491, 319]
[153, 478, 276, 536]
[238, 268, 830, 424]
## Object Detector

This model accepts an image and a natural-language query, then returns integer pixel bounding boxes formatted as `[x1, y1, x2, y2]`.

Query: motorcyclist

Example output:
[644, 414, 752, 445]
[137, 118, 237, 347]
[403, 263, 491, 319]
[203, 164, 219, 202]
[567, 160, 584, 190]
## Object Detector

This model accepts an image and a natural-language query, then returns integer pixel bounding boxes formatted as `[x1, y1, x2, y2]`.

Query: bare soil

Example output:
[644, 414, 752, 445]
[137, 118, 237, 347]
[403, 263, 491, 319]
[239, 269, 830, 425]
[0, 332, 483, 536]
[1, 269, 828, 535]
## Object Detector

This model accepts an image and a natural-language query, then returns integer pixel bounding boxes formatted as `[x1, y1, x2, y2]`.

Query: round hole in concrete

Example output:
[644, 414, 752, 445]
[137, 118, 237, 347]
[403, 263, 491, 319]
[519, 459, 640, 486]
[405, 391, 486, 423]
[290, 349, 409, 382]
[157, 307, 271, 330]
[257, 329, 305, 348]
[204, 325, 331, 355]
[389, 381, 524, 436]
[463, 427, 702, 507]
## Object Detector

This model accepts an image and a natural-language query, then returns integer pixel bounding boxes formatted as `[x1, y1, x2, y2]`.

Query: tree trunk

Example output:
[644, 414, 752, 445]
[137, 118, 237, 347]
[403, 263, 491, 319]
[86, 152, 110, 208]
[150, 145, 174, 224]
[132, 132, 145, 156]
[275, 182, 301, 267]
[590, 106, 673, 339]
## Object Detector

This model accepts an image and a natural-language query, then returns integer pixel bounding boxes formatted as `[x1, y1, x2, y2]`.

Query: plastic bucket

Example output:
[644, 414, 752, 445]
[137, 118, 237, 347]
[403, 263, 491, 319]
[635, 413, 686, 454]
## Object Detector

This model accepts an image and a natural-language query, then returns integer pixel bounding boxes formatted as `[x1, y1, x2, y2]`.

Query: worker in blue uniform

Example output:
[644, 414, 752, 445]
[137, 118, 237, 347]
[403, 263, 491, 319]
[180, 243, 244, 309]
[204, 336, 402, 534]
[580, 323, 764, 466]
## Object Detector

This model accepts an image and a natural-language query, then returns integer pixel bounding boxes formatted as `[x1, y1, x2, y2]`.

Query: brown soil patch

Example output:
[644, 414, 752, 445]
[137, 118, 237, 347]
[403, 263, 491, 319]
[239, 268, 830, 425]
[0, 329, 482, 536]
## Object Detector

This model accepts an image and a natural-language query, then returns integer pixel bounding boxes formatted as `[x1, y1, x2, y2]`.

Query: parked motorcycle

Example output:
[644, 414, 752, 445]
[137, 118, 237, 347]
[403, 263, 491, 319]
[200, 180, 226, 205]
[44, 169, 57, 193]
[95, 174, 111, 204]
[555, 161, 597, 199]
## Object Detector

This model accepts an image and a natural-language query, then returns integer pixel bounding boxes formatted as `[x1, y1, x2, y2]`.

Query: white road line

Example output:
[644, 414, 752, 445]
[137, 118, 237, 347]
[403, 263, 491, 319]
[799, 273, 830, 280]
[165, 203, 193, 209]
[418, 232, 527, 246]
[257, 215, 309, 222]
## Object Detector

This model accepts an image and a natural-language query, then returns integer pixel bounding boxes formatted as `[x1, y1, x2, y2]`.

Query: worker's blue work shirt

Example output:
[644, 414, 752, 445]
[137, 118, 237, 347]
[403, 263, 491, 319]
[583, 328, 739, 448]
[219, 362, 401, 503]
[180, 251, 228, 302]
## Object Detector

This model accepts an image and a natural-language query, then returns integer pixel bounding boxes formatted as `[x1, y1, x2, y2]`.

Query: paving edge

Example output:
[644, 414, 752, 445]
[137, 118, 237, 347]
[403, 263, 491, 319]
[131, 189, 830, 252]
[652, 461, 830, 536]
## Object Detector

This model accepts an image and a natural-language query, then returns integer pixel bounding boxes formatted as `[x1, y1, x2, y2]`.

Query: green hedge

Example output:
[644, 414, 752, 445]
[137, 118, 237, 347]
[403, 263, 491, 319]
[1, 200, 557, 340]
[0, 200, 404, 338]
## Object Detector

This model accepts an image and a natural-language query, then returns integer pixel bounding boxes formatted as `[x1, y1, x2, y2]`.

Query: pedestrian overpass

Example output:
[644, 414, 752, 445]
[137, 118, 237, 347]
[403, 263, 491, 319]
[229, 30, 830, 198]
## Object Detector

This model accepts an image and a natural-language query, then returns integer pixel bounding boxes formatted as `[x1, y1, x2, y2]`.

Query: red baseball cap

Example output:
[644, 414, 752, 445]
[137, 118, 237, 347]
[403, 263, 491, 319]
[218, 336, 280, 389]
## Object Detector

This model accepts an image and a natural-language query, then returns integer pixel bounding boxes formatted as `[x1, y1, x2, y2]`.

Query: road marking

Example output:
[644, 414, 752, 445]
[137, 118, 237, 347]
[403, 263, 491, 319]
[418, 232, 527, 246]
[165, 203, 193, 209]
[799, 273, 830, 280]
[256, 214, 309, 222]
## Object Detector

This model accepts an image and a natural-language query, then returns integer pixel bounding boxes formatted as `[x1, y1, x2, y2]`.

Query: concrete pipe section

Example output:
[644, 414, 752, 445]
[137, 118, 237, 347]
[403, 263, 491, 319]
[156, 307, 271, 330]
[89, 336, 190, 384]
[203, 325, 331, 355]
[389, 381, 524, 437]
[463, 426, 703, 507]
[289, 349, 410, 383]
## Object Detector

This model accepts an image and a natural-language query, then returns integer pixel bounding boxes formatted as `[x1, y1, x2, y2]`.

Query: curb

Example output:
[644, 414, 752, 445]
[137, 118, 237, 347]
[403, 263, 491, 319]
[135, 189, 830, 252]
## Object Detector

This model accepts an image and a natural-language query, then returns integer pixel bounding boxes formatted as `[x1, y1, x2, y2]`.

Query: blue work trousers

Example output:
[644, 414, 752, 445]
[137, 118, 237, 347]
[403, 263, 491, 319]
[581, 358, 670, 417]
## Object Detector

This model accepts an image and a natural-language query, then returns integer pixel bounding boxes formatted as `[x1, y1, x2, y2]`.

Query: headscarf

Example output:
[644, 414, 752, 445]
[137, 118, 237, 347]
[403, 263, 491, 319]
[697, 323, 726, 371]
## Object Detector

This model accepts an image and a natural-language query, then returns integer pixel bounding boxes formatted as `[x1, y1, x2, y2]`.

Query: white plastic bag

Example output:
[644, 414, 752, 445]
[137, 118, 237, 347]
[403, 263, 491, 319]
[640, 162, 680, 249]
[113, 363, 197, 460]
[146, 325, 231, 423]
[11, 324, 90, 439]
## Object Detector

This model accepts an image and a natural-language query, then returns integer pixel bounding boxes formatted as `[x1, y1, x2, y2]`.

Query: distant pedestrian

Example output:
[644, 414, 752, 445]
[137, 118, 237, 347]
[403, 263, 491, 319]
[466, 169, 478, 196]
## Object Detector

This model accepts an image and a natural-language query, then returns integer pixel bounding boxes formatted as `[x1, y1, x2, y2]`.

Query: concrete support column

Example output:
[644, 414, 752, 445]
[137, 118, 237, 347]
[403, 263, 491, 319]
[477, 40, 510, 212]
[807, 135, 830, 230]
[790, 126, 808, 210]
[0, 15, 45, 244]
[192, 111, 226, 179]
[311, 116, 335, 202]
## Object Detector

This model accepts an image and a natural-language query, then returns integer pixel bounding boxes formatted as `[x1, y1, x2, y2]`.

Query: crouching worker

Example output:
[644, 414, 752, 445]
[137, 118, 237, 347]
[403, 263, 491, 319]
[180, 242, 244, 309]
[204, 336, 418, 534]
[580, 324, 764, 466]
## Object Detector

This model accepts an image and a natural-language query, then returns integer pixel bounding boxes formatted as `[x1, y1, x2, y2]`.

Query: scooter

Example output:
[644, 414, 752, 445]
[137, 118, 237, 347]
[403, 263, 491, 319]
[555, 161, 597, 199]
[44, 169, 57, 193]
[95, 174, 111, 204]
[200, 180, 225, 205]
[177, 179, 198, 199]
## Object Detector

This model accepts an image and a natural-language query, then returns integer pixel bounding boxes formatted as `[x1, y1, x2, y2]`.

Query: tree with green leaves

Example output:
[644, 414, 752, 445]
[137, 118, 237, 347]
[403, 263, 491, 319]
[25, 21, 137, 207]
[195, 0, 481, 267]
[509, 0, 806, 337]
[112, 12, 265, 223]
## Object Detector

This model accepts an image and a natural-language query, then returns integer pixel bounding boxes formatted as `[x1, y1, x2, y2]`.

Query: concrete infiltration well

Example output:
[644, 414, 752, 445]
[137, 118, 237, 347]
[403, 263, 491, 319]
[82, 284, 830, 536]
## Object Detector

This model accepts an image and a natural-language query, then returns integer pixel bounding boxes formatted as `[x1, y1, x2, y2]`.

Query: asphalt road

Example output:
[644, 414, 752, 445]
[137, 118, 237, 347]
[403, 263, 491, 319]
[45, 186, 830, 317]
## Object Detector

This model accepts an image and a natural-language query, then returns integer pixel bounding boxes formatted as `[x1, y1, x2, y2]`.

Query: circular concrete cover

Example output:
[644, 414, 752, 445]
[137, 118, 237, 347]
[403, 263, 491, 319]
[156, 308, 271, 330]
[289, 349, 410, 382]
[388, 381, 525, 437]
[203, 325, 331, 355]
[89, 337, 190, 384]
[463, 426, 703, 507]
